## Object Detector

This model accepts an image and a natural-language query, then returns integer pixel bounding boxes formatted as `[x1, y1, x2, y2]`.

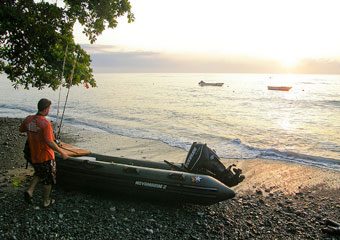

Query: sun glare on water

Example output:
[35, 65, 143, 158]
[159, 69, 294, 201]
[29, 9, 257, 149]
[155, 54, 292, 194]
[278, 118, 293, 131]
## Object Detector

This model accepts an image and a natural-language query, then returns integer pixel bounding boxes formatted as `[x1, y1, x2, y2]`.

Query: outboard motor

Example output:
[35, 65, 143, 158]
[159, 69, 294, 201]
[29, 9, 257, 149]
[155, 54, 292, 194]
[183, 142, 245, 187]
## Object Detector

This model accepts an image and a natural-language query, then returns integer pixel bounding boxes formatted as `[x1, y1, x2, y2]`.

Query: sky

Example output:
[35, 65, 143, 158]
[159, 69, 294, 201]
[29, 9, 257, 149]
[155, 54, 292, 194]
[73, 0, 340, 73]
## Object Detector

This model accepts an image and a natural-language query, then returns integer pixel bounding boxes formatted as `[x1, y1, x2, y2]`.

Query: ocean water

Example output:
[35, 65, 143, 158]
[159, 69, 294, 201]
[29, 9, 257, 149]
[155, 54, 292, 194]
[1, 73, 339, 170]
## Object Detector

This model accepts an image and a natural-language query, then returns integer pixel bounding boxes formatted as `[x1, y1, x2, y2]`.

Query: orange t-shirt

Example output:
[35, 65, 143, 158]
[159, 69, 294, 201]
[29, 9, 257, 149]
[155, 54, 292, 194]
[20, 115, 55, 163]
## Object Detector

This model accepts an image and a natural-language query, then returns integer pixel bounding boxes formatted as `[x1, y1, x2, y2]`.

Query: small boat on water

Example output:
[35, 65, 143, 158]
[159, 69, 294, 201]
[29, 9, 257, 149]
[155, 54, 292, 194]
[199, 81, 224, 87]
[267, 86, 292, 91]
[56, 142, 243, 205]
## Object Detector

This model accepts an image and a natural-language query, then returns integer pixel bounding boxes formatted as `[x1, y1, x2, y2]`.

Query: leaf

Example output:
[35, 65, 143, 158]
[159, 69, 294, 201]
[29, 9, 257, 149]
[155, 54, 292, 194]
[12, 177, 22, 188]
[0, 0, 134, 90]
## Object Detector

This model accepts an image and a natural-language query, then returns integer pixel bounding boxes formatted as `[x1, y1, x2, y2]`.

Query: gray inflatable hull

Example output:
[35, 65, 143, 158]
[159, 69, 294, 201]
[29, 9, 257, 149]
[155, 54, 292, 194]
[56, 153, 235, 205]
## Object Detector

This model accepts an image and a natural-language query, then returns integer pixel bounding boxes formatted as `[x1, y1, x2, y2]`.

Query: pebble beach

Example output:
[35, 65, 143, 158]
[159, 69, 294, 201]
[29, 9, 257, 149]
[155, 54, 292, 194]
[1, 117, 340, 240]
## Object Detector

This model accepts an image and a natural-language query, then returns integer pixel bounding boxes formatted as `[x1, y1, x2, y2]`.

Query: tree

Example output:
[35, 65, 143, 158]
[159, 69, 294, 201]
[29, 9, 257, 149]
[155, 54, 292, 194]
[0, 0, 134, 90]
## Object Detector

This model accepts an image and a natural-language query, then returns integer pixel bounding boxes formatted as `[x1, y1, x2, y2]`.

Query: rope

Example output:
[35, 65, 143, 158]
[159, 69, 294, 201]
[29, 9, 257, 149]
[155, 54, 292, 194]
[55, 44, 68, 135]
[56, 55, 77, 140]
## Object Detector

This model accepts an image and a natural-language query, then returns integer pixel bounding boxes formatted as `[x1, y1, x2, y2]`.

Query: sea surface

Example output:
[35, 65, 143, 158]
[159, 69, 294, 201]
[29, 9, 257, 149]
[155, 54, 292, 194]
[1, 73, 339, 170]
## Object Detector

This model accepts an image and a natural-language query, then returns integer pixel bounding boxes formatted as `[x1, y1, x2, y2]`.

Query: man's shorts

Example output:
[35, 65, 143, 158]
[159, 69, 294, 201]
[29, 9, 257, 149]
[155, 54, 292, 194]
[32, 160, 56, 185]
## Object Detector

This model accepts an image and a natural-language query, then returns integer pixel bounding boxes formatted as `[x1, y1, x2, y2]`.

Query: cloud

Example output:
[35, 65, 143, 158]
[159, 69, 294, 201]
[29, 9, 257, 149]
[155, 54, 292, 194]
[81, 44, 340, 74]
[295, 59, 340, 74]
[81, 44, 125, 54]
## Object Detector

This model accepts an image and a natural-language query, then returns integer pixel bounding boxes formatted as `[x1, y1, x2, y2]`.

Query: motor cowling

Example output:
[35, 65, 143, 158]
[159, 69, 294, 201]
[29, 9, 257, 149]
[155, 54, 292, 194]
[183, 142, 245, 187]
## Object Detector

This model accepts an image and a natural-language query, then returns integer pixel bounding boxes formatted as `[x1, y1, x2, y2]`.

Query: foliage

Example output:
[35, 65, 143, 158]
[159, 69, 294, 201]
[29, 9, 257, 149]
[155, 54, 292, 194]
[12, 177, 22, 188]
[0, 0, 134, 90]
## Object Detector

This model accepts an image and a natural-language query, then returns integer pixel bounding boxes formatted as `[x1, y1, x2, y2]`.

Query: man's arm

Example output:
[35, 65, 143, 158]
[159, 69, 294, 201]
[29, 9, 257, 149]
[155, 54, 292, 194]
[43, 119, 69, 160]
[47, 141, 69, 160]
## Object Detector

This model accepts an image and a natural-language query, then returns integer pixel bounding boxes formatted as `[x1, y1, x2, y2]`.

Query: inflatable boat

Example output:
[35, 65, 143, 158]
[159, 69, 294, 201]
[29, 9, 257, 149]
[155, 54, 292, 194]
[56, 142, 244, 205]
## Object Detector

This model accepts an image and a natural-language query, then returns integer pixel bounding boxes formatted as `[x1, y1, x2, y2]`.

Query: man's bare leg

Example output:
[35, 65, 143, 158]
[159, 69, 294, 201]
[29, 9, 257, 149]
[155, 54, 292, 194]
[43, 184, 53, 207]
[26, 175, 40, 196]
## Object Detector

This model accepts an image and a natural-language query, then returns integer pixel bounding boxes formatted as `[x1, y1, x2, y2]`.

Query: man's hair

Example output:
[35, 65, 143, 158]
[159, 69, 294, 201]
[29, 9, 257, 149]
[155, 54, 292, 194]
[37, 98, 51, 111]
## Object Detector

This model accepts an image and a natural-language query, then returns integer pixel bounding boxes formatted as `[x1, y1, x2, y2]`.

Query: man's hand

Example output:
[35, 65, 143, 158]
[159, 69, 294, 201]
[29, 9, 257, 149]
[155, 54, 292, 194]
[60, 151, 69, 160]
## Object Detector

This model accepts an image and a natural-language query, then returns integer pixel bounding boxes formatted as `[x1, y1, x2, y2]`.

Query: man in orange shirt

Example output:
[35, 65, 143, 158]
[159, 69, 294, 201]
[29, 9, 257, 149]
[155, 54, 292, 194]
[19, 98, 69, 207]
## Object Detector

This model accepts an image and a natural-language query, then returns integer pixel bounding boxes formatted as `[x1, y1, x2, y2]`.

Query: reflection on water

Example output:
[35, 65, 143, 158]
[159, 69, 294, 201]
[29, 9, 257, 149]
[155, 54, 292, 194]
[278, 118, 292, 131]
[0, 73, 339, 165]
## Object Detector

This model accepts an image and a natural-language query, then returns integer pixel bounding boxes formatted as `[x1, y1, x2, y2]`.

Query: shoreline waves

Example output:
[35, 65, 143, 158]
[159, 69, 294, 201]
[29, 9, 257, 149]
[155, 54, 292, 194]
[1, 117, 340, 239]
[1, 73, 339, 170]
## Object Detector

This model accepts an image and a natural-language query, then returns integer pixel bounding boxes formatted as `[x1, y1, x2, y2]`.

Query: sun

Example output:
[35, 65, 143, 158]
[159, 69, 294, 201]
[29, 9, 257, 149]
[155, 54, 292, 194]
[278, 55, 300, 69]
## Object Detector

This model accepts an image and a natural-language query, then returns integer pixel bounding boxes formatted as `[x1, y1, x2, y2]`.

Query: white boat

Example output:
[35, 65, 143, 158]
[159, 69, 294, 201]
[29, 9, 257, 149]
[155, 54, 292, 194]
[199, 81, 224, 87]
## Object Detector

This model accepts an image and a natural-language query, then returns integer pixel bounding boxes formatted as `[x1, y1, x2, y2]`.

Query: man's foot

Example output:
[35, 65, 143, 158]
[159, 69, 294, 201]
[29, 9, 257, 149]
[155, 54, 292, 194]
[43, 198, 55, 208]
[24, 191, 32, 204]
